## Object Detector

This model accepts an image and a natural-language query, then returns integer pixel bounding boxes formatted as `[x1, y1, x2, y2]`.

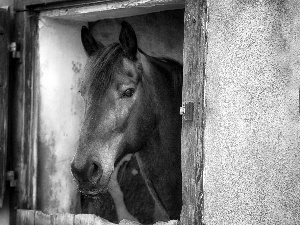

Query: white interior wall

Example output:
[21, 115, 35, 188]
[38, 18, 87, 213]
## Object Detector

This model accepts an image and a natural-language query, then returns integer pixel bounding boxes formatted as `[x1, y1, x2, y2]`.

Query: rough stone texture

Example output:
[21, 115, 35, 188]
[204, 0, 300, 224]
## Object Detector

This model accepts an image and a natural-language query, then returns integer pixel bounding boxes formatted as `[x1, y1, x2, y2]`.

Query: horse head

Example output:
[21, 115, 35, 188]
[71, 22, 161, 195]
[71, 22, 182, 222]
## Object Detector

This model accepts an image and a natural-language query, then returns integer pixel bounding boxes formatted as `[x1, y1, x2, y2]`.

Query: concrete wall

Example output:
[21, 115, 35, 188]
[37, 10, 183, 214]
[204, 0, 300, 224]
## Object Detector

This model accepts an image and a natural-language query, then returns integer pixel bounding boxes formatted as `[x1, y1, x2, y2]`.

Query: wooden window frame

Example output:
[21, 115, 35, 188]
[0, 7, 10, 209]
[15, 0, 207, 224]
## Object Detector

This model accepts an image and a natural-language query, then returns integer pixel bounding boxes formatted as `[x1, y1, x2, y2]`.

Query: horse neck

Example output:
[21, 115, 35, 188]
[139, 55, 182, 186]
[138, 104, 182, 217]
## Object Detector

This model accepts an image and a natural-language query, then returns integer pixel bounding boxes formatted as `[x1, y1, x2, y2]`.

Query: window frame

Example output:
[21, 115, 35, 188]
[15, 0, 207, 224]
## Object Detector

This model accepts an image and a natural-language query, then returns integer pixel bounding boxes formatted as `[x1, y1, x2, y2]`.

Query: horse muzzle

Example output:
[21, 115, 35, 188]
[70, 158, 112, 195]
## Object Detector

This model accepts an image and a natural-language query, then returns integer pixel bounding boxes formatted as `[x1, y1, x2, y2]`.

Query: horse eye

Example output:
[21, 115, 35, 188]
[122, 88, 135, 98]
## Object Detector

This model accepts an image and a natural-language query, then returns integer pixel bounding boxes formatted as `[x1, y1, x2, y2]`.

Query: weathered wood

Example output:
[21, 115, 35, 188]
[75, 214, 118, 225]
[153, 220, 179, 225]
[17, 209, 35, 225]
[38, 0, 184, 22]
[11, 9, 39, 212]
[118, 219, 179, 225]
[0, 8, 9, 209]
[35, 210, 53, 225]
[24, 10, 39, 211]
[35, 210, 52, 225]
[181, 0, 207, 225]
[15, 0, 107, 10]
[75, 214, 96, 225]
[52, 213, 74, 225]
[17, 210, 180, 225]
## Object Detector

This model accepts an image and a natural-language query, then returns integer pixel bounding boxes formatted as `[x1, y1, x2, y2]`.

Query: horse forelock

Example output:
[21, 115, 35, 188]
[80, 43, 123, 103]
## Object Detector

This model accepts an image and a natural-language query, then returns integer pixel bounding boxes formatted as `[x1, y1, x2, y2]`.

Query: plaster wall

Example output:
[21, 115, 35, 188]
[204, 0, 300, 224]
[38, 18, 87, 214]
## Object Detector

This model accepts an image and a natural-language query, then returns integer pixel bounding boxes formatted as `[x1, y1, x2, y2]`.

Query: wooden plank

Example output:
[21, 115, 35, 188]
[16, 209, 35, 225]
[180, 0, 207, 225]
[75, 214, 96, 225]
[24, 9, 39, 211]
[52, 213, 74, 225]
[118, 219, 179, 225]
[75, 214, 116, 225]
[16, 0, 183, 11]
[15, 0, 105, 10]
[0, 7, 9, 208]
[38, 0, 184, 22]
[11, 9, 39, 212]
[35, 211, 53, 225]
[14, 0, 69, 10]
[11, 11, 26, 210]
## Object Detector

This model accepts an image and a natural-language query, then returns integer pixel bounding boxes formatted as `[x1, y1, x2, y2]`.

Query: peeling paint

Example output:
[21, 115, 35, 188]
[38, 18, 87, 214]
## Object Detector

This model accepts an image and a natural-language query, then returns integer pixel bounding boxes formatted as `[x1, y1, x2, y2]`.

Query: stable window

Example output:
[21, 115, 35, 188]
[15, 0, 206, 224]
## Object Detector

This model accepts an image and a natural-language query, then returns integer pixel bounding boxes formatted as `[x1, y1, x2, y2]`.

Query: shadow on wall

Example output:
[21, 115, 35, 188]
[89, 9, 184, 64]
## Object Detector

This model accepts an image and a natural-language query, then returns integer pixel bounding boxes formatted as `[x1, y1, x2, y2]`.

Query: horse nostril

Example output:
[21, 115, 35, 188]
[88, 162, 103, 184]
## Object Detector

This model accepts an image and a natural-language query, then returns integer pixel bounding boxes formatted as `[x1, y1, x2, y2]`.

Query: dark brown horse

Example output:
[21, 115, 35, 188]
[71, 21, 182, 223]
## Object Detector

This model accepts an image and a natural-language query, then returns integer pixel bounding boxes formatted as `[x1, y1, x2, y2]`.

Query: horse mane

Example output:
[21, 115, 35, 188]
[156, 57, 183, 100]
[137, 48, 182, 101]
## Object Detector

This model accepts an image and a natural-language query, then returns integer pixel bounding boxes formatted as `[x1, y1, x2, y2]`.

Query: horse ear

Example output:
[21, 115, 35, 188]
[119, 21, 138, 60]
[81, 26, 104, 56]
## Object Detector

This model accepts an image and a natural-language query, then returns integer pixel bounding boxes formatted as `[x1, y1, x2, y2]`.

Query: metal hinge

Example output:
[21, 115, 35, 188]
[6, 171, 17, 187]
[180, 102, 194, 121]
[10, 42, 21, 59]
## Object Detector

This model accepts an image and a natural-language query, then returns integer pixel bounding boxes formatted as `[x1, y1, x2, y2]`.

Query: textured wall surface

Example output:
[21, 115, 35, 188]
[38, 18, 87, 214]
[204, 0, 300, 224]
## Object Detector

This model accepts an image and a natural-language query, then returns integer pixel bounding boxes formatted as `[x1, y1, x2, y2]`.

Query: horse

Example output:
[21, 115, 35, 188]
[71, 21, 182, 224]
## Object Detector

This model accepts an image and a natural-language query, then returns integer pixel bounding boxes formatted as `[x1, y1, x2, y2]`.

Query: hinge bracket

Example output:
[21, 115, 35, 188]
[6, 171, 17, 187]
[180, 102, 194, 121]
[10, 42, 21, 59]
